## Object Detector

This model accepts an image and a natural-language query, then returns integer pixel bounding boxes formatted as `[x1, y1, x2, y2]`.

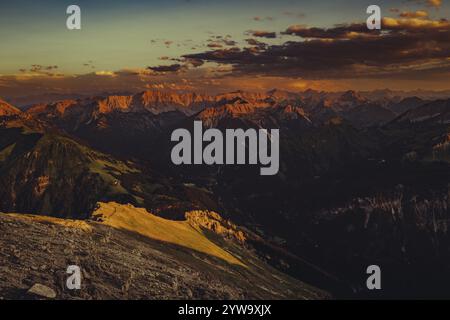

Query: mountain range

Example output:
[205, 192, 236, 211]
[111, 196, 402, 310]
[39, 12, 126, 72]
[1, 88, 449, 299]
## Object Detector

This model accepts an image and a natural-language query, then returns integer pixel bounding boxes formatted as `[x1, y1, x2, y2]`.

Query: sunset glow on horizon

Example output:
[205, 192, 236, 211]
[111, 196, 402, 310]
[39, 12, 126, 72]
[0, 0, 449, 97]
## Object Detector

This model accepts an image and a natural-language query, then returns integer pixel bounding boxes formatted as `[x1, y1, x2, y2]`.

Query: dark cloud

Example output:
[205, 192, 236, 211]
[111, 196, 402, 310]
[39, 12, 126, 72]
[282, 23, 374, 39]
[253, 16, 274, 21]
[83, 61, 96, 69]
[283, 17, 450, 37]
[23, 65, 61, 76]
[282, 12, 306, 18]
[30, 65, 43, 72]
[223, 39, 237, 46]
[245, 38, 267, 47]
[247, 30, 277, 38]
[184, 17, 450, 80]
[281, 15, 449, 38]
[184, 58, 204, 68]
[147, 64, 182, 73]
[208, 36, 237, 46]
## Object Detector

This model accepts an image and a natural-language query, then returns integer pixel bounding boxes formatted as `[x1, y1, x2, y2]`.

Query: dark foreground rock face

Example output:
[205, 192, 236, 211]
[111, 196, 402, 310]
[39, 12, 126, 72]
[0, 213, 328, 300]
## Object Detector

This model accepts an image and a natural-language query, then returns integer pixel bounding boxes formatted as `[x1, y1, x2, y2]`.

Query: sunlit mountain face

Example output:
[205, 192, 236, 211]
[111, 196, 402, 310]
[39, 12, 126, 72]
[1, 0, 450, 301]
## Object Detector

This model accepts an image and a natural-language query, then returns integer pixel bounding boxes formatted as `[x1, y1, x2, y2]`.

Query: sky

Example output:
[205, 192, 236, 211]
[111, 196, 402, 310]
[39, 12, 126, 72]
[0, 0, 449, 97]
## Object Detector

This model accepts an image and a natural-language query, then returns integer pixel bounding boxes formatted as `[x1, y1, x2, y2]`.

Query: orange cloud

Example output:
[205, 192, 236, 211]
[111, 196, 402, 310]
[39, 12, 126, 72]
[382, 17, 450, 29]
[427, 0, 442, 8]
[399, 10, 429, 18]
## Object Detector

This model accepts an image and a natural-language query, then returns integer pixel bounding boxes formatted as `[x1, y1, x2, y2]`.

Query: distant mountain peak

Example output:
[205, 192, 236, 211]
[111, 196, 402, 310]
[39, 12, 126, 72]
[341, 90, 366, 102]
[0, 98, 21, 116]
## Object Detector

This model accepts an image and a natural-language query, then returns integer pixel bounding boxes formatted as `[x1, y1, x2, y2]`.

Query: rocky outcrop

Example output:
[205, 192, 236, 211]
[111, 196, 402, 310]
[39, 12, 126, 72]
[186, 210, 246, 243]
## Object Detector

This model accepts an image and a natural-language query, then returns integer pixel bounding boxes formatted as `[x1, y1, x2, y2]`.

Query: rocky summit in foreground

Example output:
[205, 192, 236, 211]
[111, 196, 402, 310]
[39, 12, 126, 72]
[0, 202, 329, 300]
